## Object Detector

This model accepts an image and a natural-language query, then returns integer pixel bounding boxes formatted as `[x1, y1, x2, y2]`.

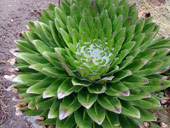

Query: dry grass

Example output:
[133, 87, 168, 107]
[129, 0, 170, 37]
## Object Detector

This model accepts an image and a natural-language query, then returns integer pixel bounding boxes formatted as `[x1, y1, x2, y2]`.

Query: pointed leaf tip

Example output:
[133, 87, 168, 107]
[84, 104, 93, 109]
[43, 92, 50, 98]
[121, 90, 130, 96]
[59, 109, 69, 120]
[114, 106, 121, 114]
[57, 91, 66, 99]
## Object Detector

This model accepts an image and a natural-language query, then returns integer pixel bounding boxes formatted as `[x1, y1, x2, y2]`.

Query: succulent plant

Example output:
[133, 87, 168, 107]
[10, 0, 170, 127]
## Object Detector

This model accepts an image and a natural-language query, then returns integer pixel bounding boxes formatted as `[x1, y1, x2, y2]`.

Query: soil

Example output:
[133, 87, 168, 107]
[0, 0, 58, 128]
[0, 0, 169, 128]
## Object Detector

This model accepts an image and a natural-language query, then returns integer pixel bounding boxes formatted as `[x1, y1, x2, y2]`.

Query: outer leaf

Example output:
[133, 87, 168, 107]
[119, 89, 151, 101]
[119, 115, 139, 128]
[111, 70, 132, 83]
[121, 101, 141, 119]
[57, 79, 79, 99]
[88, 84, 106, 94]
[59, 96, 81, 120]
[78, 90, 98, 109]
[72, 77, 91, 87]
[131, 97, 161, 109]
[56, 115, 75, 128]
[87, 103, 106, 125]
[74, 108, 92, 128]
[43, 78, 64, 98]
[98, 95, 121, 114]
[105, 82, 130, 97]
[26, 77, 55, 94]
[48, 99, 60, 118]
[102, 111, 119, 128]
[135, 107, 155, 121]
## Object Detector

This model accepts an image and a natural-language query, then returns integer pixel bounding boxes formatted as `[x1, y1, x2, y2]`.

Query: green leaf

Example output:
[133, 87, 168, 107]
[135, 19, 144, 34]
[102, 111, 119, 128]
[32, 40, 54, 54]
[114, 28, 126, 42]
[43, 66, 67, 77]
[108, 4, 116, 19]
[143, 23, 156, 33]
[24, 109, 43, 116]
[74, 109, 92, 128]
[123, 17, 132, 28]
[87, 73, 101, 81]
[135, 107, 155, 121]
[71, 4, 81, 23]
[131, 97, 161, 109]
[97, 76, 114, 83]
[103, 18, 112, 38]
[78, 90, 98, 109]
[112, 15, 123, 32]
[76, 67, 89, 77]
[121, 41, 136, 54]
[48, 3, 56, 14]
[72, 77, 91, 87]
[55, 7, 67, 25]
[119, 89, 151, 101]
[26, 77, 55, 94]
[125, 59, 148, 72]
[111, 49, 129, 67]
[82, 8, 94, 32]
[119, 115, 139, 128]
[59, 96, 81, 120]
[57, 79, 79, 99]
[39, 9, 54, 25]
[16, 40, 37, 54]
[13, 73, 46, 86]
[151, 48, 170, 61]
[43, 78, 64, 98]
[87, 103, 106, 125]
[121, 101, 141, 118]
[42, 51, 64, 69]
[118, 56, 134, 70]
[134, 60, 164, 76]
[60, 28, 72, 47]
[124, 25, 135, 43]
[80, 0, 91, 10]
[49, 21, 64, 47]
[48, 99, 60, 118]
[140, 78, 170, 92]
[60, 0, 70, 15]
[55, 17, 67, 32]
[67, 16, 79, 36]
[14, 53, 48, 65]
[79, 19, 90, 36]
[105, 82, 130, 97]
[98, 95, 121, 114]
[55, 48, 75, 76]
[36, 98, 55, 109]
[56, 115, 75, 128]
[88, 84, 106, 94]
[122, 75, 148, 89]
[132, 33, 145, 51]
[111, 70, 132, 83]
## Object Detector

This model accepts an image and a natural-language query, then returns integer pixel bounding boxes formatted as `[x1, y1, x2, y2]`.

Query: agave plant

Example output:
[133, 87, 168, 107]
[10, 0, 170, 127]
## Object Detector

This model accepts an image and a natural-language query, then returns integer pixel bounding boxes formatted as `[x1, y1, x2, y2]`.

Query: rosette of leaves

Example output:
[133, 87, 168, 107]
[12, 0, 170, 127]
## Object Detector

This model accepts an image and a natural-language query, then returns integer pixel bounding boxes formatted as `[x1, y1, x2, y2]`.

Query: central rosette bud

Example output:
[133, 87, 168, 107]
[75, 39, 114, 72]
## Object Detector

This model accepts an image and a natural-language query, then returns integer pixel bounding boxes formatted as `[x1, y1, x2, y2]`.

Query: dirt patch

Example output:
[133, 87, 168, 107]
[130, 0, 170, 36]
[0, 0, 58, 128]
[0, 0, 170, 128]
